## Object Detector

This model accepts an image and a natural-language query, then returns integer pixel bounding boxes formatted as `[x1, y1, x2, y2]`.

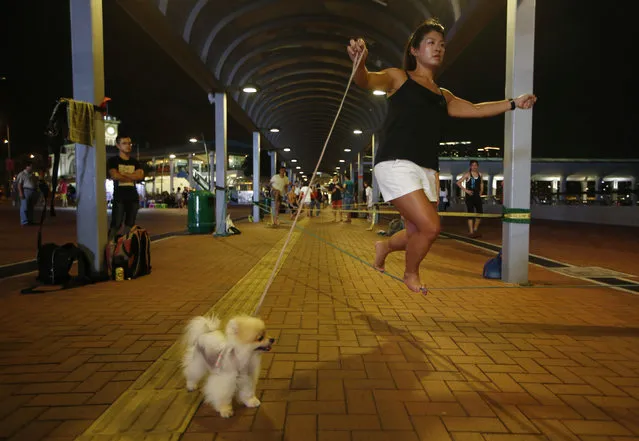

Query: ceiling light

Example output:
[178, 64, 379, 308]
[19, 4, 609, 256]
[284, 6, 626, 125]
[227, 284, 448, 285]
[169, 154, 176, 159]
[339, 159, 345, 163]
[29, 154, 35, 158]
[242, 86, 257, 93]
[189, 137, 198, 143]
[353, 129, 362, 134]
[296, 166, 301, 169]
[291, 159, 297, 163]
[336, 166, 340, 169]
[283, 148, 291, 152]
[344, 148, 351, 152]
[372, 90, 386, 96]
[269, 128, 280, 133]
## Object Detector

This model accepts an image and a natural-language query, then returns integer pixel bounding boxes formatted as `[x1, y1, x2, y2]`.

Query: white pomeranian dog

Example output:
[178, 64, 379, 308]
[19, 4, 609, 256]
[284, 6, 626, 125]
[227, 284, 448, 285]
[182, 314, 274, 418]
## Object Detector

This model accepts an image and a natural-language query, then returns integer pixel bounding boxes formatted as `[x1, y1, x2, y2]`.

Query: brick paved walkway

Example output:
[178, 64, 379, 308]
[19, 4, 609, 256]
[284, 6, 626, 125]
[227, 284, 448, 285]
[0, 212, 638, 441]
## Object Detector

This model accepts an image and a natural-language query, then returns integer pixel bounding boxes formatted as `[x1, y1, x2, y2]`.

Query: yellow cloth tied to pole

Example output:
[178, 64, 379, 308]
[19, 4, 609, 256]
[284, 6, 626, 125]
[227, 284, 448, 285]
[62, 98, 95, 146]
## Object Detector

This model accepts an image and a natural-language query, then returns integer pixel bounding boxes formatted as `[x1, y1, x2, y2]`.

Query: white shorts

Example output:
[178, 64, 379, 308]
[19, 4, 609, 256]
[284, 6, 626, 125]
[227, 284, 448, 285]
[374, 159, 438, 202]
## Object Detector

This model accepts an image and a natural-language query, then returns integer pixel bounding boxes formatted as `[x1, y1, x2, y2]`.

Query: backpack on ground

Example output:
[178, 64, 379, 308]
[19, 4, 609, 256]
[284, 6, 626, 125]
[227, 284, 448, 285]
[20, 188, 96, 294]
[483, 250, 502, 279]
[105, 225, 151, 280]
[35, 243, 93, 286]
[225, 214, 241, 235]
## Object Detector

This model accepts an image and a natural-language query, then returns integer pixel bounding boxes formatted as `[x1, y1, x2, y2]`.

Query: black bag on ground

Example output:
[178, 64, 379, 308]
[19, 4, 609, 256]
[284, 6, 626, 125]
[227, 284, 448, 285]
[35, 243, 93, 286]
[21, 185, 96, 295]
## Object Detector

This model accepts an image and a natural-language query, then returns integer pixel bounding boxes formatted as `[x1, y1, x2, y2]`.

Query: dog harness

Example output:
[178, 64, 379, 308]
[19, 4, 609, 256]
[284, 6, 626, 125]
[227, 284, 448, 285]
[197, 343, 249, 375]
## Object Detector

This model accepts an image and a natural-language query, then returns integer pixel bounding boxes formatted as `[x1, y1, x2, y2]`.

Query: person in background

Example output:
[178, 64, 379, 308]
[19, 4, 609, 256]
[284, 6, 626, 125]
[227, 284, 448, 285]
[15, 160, 39, 226]
[328, 174, 343, 222]
[269, 167, 289, 226]
[342, 173, 355, 223]
[107, 135, 144, 239]
[457, 160, 484, 237]
[57, 177, 68, 208]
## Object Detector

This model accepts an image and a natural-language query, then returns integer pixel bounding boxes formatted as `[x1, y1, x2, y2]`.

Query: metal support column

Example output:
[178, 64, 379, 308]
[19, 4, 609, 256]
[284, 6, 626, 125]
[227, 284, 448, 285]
[269, 151, 277, 178]
[169, 158, 175, 193]
[371, 134, 379, 224]
[357, 152, 364, 215]
[151, 157, 156, 194]
[70, 0, 107, 274]
[252, 132, 260, 223]
[501, 0, 536, 284]
[208, 151, 215, 191]
[214, 92, 228, 236]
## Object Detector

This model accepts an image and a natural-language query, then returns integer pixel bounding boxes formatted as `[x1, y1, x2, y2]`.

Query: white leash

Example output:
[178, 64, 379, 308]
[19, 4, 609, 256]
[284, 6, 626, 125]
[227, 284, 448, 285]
[253, 50, 366, 315]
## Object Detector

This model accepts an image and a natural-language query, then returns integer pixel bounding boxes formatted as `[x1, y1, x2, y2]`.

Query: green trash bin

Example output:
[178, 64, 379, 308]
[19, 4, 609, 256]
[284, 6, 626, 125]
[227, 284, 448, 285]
[188, 190, 215, 234]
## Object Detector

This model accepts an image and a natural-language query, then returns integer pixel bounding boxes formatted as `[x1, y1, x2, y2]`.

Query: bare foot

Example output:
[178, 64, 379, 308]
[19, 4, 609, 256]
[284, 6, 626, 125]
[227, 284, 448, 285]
[403, 272, 427, 294]
[374, 241, 389, 272]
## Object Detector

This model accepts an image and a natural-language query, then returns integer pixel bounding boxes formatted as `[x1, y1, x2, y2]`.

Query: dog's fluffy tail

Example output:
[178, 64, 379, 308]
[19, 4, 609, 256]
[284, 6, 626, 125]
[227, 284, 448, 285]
[184, 315, 220, 347]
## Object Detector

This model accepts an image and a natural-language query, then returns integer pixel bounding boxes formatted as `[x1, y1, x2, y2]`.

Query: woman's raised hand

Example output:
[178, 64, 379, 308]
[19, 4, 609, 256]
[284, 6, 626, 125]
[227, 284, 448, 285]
[347, 38, 368, 65]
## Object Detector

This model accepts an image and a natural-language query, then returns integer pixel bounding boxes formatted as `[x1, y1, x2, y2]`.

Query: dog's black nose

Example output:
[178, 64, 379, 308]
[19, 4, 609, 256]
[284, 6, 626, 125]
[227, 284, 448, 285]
[269, 338, 275, 343]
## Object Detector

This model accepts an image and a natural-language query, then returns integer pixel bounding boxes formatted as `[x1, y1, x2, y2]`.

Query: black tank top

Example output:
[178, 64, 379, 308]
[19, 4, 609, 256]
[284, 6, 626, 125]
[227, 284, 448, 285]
[375, 72, 448, 171]
[466, 173, 482, 193]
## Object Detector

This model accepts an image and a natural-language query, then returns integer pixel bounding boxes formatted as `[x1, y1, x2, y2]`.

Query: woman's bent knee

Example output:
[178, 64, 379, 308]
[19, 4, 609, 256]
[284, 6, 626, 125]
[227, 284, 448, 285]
[423, 222, 440, 240]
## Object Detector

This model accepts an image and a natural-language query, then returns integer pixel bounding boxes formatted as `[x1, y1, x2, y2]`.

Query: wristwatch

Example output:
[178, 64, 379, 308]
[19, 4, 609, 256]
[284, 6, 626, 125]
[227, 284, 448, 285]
[509, 99, 516, 110]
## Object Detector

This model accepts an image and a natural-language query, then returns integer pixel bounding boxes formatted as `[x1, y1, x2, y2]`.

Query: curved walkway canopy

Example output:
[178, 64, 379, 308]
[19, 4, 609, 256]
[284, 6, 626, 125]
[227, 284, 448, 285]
[117, 0, 503, 173]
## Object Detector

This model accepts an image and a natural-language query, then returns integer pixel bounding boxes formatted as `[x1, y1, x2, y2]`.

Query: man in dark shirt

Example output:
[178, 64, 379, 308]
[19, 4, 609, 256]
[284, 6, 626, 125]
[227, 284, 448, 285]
[107, 135, 144, 240]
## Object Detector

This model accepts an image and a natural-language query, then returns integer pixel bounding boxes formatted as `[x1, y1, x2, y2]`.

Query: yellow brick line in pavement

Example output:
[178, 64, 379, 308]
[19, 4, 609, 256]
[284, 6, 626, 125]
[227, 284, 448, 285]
[76, 228, 302, 441]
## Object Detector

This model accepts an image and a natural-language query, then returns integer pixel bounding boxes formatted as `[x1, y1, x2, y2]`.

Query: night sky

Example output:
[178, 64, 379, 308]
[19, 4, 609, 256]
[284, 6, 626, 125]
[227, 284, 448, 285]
[1, 1, 637, 164]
